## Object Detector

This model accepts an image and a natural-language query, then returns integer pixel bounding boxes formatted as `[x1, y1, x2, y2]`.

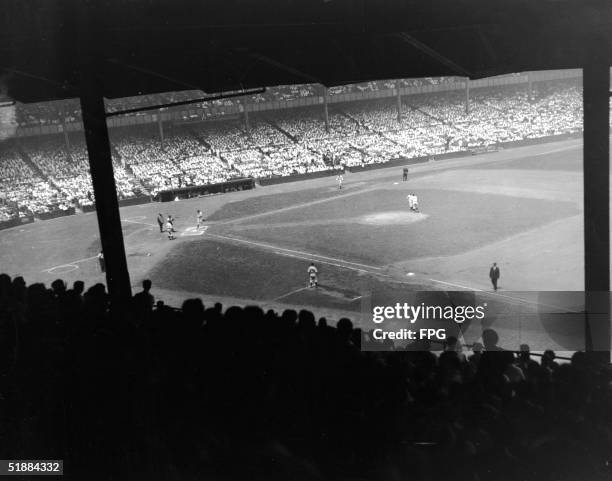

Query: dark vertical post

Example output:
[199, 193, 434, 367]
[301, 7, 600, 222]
[61, 104, 71, 151]
[396, 80, 402, 123]
[80, 78, 132, 308]
[157, 114, 164, 147]
[527, 72, 533, 102]
[244, 102, 250, 134]
[323, 87, 329, 133]
[62, 123, 71, 151]
[583, 59, 610, 361]
[465, 78, 470, 114]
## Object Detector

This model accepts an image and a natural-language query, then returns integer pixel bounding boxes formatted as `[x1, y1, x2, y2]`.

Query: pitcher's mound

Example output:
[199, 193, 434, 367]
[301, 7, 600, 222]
[359, 211, 428, 225]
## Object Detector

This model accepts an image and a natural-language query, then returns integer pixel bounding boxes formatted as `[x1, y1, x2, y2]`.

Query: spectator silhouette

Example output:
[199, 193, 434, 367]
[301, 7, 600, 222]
[541, 349, 560, 372]
[0, 274, 610, 481]
[133, 279, 154, 322]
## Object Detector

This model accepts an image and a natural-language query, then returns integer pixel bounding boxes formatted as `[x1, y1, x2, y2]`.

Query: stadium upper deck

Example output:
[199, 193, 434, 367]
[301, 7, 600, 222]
[0, 79, 583, 222]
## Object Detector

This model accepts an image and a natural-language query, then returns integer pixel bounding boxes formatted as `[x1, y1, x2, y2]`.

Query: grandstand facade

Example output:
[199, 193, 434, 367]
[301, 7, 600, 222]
[0, 71, 584, 226]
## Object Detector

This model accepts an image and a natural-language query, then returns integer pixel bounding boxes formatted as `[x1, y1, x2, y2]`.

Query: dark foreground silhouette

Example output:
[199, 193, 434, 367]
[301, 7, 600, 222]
[0, 274, 611, 481]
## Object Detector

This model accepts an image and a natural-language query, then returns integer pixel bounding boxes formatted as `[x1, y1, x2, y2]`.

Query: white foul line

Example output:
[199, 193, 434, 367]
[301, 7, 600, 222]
[207, 233, 382, 271]
[218, 186, 378, 226]
[532, 142, 582, 157]
[42, 255, 99, 273]
[122, 218, 157, 227]
[275, 251, 371, 273]
[273, 286, 310, 301]
[428, 278, 582, 313]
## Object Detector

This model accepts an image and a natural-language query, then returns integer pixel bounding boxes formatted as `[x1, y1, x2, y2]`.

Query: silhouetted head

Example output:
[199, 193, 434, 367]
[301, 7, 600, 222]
[245, 305, 264, 323]
[337, 317, 353, 341]
[281, 309, 298, 325]
[571, 351, 588, 370]
[0, 273, 11, 289]
[73, 280, 85, 294]
[445, 336, 458, 351]
[182, 298, 205, 326]
[298, 310, 316, 331]
[82, 284, 108, 318]
[142, 279, 152, 292]
[482, 329, 499, 350]
[12, 276, 26, 298]
[519, 344, 531, 360]
[51, 279, 66, 294]
[0, 274, 11, 300]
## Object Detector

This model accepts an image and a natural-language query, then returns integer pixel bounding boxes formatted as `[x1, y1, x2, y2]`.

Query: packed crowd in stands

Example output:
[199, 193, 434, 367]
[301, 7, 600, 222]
[0, 144, 33, 220]
[0, 142, 71, 218]
[18, 136, 143, 210]
[248, 119, 293, 146]
[25, 137, 84, 179]
[111, 128, 185, 196]
[12, 78, 461, 128]
[22, 137, 94, 208]
[178, 152, 231, 186]
[68, 139, 143, 203]
[0, 79, 586, 221]
[203, 122, 254, 152]
[259, 144, 330, 177]
[1, 274, 611, 480]
[159, 130, 233, 186]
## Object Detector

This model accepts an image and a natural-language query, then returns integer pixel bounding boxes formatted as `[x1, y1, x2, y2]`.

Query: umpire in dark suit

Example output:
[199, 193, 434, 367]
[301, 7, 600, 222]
[489, 262, 500, 291]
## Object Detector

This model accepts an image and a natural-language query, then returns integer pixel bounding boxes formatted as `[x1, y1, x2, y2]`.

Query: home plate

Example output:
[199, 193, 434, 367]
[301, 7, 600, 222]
[181, 226, 207, 236]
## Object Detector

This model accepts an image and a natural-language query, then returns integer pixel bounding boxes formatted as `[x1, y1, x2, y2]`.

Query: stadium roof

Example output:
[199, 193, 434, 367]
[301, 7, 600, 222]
[2, 0, 611, 103]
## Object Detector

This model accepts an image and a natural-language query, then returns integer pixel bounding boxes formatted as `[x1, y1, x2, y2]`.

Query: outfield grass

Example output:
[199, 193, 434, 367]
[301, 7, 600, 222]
[208, 184, 342, 222]
[220, 188, 578, 265]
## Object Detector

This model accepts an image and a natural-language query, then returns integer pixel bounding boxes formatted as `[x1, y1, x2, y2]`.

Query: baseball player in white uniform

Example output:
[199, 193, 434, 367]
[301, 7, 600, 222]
[307, 263, 319, 288]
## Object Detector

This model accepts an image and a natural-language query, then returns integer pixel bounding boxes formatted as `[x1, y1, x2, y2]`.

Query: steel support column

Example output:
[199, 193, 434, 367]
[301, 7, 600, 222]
[244, 102, 250, 134]
[527, 72, 533, 101]
[396, 81, 402, 122]
[79, 78, 132, 309]
[583, 60, 610, 360]
[157, 114, 164, 147]
[323, 87, 329, 133]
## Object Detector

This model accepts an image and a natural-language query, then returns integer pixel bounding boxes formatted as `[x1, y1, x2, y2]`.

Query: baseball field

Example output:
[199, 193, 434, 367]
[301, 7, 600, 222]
[0, 138, 590, 350]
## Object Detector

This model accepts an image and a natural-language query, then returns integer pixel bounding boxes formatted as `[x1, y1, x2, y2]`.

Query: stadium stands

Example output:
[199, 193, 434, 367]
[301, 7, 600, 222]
[0, 274, 610, 480]
[0, 80, 584, 220]
[13, 79, 459, 128]
[0, 142, 71, 218]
